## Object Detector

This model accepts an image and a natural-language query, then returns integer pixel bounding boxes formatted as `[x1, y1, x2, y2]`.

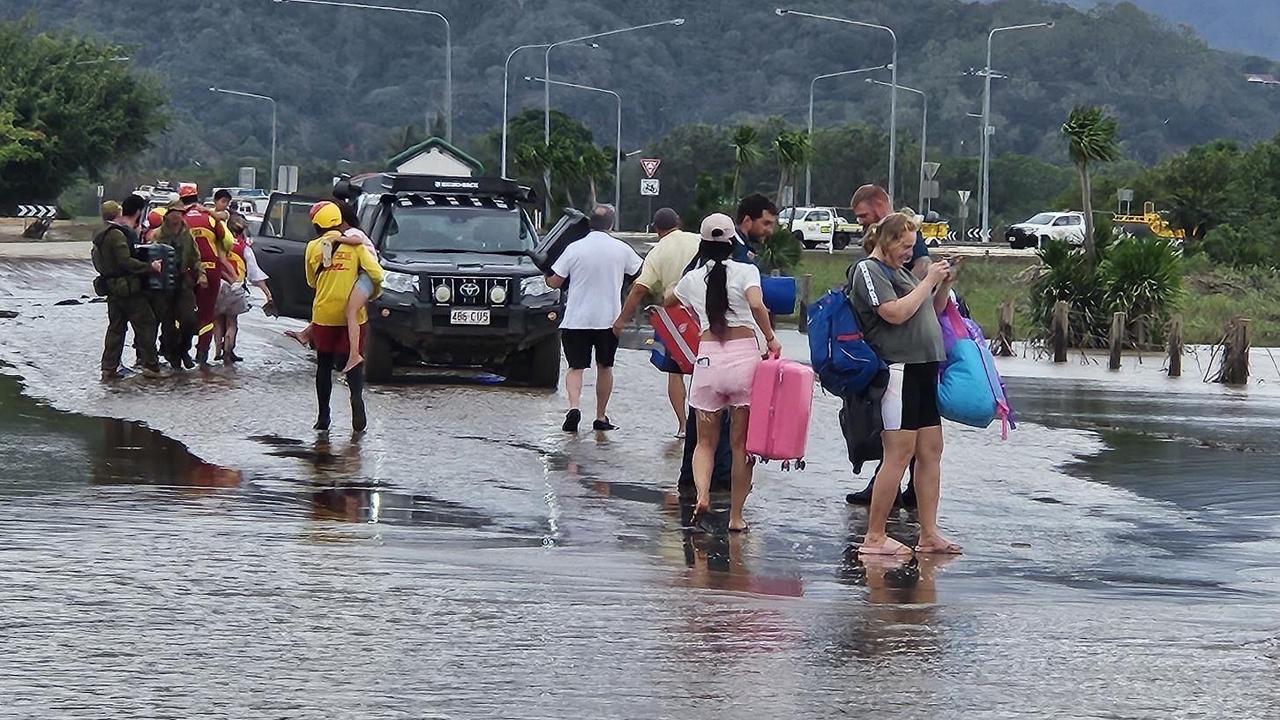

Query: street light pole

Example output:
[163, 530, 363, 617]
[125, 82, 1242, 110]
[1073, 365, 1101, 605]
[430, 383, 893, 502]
[542, 18, 685, 220]
[209, 87, 277, 192]
[501, 42, 598, 178]
[868, 79, 926, 211]
[981, 21, 1053, 243]
[274, 0, 451, 142]
[778, 9, 898, 206]
[526, 76, 621, 222]
[806, 64, 890, 207]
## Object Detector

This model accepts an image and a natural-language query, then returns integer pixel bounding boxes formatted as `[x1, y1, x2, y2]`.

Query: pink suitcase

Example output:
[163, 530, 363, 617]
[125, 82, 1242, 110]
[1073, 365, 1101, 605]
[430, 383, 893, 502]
[746, 356, 815, 469]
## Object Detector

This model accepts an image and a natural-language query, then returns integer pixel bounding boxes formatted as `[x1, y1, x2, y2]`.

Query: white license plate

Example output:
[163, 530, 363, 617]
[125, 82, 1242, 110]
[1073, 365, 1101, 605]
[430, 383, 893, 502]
[450, 309, 491, 325]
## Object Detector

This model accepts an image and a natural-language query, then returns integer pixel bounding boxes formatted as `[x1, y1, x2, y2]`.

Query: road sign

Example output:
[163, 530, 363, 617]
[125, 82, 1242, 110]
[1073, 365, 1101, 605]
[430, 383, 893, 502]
[922, 180, 940, 199]
[16, 204, 57, 219]
[239, 166, 257, 190]
[923, 162, 941, 180]
[640, 178, 660, 196]
[966, 227, 991, 241]
[957, 203, 970, 219]
[640, 158, 661, 179]
[277, 165, 299, 193]
[957, 189, 971, 206]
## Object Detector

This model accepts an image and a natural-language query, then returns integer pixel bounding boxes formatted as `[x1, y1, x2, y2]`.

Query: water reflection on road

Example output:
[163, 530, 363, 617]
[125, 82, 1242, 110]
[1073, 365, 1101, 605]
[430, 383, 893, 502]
[1, 259, 1278, 718]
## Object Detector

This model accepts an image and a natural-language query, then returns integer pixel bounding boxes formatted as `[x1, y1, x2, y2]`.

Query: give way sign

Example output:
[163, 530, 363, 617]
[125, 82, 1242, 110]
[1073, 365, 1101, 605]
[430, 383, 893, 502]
[640, 158, 661, 179]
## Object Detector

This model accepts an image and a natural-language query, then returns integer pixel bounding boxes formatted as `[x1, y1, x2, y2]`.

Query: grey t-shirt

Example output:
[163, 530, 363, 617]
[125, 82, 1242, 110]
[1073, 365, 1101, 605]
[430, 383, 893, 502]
[847, 259, 945, 365]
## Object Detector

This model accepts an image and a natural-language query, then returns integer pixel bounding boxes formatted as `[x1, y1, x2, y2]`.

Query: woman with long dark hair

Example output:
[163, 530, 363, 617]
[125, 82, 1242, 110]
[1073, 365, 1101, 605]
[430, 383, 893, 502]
[672, 213, 782, 532]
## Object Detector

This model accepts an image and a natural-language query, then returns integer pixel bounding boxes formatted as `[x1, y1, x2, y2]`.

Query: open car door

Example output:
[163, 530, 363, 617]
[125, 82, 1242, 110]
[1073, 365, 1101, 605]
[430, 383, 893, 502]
[254, 192, 325, 320]
[531, 208, 590, 273]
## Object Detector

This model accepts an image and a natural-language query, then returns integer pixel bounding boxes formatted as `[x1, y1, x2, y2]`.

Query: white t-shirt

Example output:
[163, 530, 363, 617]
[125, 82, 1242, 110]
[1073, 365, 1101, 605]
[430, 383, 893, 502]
[674, 259, 762, 334]
[244, 245, 269, 284]
[344, 227, 378, 259]
[551, 230, 644, 330]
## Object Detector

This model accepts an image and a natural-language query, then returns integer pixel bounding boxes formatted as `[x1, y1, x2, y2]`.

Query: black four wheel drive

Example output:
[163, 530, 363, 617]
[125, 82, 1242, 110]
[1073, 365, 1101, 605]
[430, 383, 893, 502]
[253, 174, 589, 387]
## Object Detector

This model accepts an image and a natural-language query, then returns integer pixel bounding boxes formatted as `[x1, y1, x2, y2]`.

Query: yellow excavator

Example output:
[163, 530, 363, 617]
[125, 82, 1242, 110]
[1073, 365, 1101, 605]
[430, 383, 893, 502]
[1114, 201, 1184, 241]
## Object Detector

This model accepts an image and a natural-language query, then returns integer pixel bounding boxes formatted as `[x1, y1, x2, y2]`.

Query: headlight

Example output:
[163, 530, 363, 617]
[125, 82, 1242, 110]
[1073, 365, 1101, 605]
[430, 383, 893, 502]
[521, 276, 553, 297]
[382, 270, 419, 295]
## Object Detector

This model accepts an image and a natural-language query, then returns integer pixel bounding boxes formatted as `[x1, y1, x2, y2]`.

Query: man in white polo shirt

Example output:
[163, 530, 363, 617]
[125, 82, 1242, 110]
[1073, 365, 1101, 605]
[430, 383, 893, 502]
[547, 204, 643, 432]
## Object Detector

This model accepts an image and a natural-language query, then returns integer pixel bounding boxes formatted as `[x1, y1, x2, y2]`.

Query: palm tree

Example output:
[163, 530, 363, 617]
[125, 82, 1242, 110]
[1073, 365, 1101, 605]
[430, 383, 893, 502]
[1062, 106, 1119, 265]
[581, 146, 614, 208]
[729, 125, 762, 199]
[773, 130, 813, 221]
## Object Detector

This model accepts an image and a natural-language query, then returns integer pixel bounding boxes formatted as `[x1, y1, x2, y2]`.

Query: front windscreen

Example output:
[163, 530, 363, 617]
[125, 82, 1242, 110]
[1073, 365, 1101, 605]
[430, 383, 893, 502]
[383, 205, 530, 253]
[1026, 213, 1055, 225]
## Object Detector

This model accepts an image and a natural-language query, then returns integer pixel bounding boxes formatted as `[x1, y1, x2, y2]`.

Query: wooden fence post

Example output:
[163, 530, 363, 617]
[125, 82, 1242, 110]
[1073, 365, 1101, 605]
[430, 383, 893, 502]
[798, 273, 812, 333]
[1051, 300, 1069, 364]
[1108, 312, 1126, 370]
[1217, 317, 1252, 385]
[1167, 316, 1182, 378]
[992, 300, 1015, 357]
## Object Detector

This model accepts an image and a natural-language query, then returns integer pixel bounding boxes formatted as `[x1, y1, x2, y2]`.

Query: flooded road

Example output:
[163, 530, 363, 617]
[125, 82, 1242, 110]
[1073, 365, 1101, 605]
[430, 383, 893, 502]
[1, 259, 1278, 718]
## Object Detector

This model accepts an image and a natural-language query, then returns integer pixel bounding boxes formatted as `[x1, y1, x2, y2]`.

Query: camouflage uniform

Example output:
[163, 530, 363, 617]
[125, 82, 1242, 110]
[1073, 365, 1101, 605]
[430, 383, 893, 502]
[94, 223, 160, 374]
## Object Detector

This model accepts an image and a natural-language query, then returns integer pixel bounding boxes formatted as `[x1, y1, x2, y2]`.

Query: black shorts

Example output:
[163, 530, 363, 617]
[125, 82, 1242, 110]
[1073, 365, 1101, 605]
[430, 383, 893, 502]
[882, 361, 941, 431]
[561, 329, 619, 370]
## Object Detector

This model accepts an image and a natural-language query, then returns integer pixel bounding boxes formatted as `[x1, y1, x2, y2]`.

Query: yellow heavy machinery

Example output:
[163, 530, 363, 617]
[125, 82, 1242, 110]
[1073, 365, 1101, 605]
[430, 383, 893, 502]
[1114, 201, 1184, 241]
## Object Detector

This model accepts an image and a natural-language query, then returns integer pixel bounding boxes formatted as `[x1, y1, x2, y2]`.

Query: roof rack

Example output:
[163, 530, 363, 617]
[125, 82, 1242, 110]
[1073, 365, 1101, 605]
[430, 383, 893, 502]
[378, 174, 531, 201]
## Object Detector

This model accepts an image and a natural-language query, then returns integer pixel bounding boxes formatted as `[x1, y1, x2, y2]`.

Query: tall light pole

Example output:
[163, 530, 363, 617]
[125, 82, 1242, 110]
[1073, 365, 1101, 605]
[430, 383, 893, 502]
[525, 76, 621, 222]
[273, 0, 451, 142]
[502, 41, 597, 178]
[209, 87, 277, 192]
[981, 21, 1053, 242]
[778, 8, 898, 206]
[868, 78, 927, 211]
[542, 18, 685, 219]
[806, 64, 890, 207]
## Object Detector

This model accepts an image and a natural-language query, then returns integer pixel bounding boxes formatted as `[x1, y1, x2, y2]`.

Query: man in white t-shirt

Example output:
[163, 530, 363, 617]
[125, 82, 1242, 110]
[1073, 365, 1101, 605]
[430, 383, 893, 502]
[547, 204, 643, 432]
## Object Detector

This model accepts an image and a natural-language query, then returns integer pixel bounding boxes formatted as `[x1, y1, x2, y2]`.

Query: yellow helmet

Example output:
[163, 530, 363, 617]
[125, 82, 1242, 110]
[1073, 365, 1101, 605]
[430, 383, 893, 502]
[311, 201, 343, 230]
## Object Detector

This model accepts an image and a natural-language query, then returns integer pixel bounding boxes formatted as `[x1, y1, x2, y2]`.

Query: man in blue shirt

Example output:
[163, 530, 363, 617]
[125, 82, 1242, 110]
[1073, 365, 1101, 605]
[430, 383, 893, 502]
[844, 184, 930, 509]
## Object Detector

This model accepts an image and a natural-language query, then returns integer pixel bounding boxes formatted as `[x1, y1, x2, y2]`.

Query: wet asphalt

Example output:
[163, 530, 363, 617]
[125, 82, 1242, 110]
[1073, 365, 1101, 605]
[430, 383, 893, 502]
[1, 259, 1278, 719]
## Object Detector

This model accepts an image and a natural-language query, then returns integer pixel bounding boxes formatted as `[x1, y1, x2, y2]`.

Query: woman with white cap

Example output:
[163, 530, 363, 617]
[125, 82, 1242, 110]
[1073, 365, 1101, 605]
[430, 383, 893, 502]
[671, 212, 782, 532]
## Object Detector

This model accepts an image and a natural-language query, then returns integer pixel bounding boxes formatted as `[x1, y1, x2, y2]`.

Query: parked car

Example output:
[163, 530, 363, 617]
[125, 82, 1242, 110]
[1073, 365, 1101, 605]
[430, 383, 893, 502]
[780, 206, 850, 249]
[1006, 211, 1086, 249]
[253, 174, 573, 387]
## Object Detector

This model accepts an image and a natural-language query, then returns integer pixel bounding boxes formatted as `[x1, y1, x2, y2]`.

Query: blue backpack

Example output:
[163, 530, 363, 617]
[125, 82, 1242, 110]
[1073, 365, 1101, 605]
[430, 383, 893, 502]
[807, 286, 884, 397]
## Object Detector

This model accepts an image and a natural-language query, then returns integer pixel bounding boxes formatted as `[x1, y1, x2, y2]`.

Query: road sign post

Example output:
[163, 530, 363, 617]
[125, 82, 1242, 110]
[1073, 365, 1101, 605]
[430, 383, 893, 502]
[957, 189, 971, 245]
[277, 165, 299, 193]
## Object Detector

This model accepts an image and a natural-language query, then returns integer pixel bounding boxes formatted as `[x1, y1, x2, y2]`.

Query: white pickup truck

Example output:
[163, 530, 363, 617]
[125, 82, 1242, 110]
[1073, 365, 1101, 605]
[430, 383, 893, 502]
[1005, 211, 1086, 249]
[780, 206, 851, 250]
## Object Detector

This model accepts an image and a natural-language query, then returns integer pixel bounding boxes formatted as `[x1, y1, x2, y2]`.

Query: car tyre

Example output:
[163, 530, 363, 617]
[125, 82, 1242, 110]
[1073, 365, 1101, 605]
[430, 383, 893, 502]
[833, 234, 850, 251]
[527, 335, 561, 389]
[365, 327, 394, 384]
[795, 231, 816, 250]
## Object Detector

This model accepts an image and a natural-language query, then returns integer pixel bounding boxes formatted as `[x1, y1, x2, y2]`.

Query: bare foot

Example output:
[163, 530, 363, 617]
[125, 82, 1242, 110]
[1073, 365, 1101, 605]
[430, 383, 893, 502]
[859, 535, 913, 556]
[728, 519, 749, 532]
[284, 329, 310, 347]
[914, 535, 963, 555]
[342, 354, 364, 374]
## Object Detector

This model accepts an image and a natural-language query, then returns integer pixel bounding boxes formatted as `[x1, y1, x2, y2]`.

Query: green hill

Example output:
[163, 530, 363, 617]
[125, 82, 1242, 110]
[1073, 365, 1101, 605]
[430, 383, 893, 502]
[4, 0, 1277, 168]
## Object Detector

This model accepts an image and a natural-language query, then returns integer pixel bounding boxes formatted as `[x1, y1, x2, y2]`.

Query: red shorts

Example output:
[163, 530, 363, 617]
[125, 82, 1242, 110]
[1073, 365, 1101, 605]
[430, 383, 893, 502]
[311, 323, 366, 356]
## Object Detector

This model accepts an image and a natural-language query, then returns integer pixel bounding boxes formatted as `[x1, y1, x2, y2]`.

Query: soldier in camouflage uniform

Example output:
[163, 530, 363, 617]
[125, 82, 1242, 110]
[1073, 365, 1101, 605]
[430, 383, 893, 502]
[93, 195, 164, 380]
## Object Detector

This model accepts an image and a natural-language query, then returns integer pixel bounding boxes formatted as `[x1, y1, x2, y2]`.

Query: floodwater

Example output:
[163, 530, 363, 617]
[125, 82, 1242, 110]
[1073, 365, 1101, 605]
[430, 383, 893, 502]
[1, 259, 1278, 719]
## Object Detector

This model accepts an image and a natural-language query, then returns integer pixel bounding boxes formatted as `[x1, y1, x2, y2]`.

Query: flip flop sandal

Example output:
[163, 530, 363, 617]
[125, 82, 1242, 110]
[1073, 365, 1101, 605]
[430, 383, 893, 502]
[858, 537, 913, 556]
[914, 541, 963, 555]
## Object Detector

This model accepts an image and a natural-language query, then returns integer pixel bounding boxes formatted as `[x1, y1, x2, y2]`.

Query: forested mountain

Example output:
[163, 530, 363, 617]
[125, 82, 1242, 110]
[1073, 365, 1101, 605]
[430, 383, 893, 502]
[1062, 0, 1280, 59]
[5, 0, 1279, 178]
